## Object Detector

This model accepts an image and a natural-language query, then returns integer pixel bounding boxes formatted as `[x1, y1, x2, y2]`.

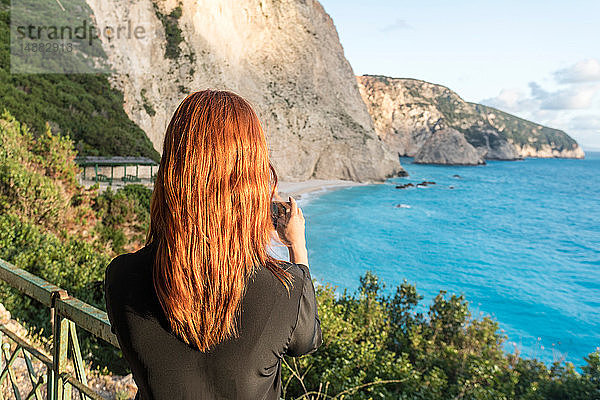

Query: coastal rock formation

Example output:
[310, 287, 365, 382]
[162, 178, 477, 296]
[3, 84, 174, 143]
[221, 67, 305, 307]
[85, 0, 404, 182]
[357, 75, 585, 162]
[414, 128, 485, 165]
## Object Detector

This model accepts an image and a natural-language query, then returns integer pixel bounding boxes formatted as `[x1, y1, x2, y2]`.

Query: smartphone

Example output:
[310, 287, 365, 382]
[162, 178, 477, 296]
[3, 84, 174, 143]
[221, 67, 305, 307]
[271, 201, 289, 229]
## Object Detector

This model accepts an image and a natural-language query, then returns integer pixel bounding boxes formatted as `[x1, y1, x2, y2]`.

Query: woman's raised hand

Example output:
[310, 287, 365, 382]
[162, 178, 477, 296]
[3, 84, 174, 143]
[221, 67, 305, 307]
[276, 197, 309, 267]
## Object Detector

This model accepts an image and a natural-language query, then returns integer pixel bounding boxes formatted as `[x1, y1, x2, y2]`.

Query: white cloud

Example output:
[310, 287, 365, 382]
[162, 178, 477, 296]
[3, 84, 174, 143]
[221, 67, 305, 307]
[480, 60, 600, 149]
[481, 83, 599, 113]
[569, 114, 600, 131]
[380, 19, 413, 33]
[554, 59, 600, 83]
[482, 68, 600, 112]
[532, 83, 600, 110]
[481, 88, 540, 118]
[482, 88, 524, 110]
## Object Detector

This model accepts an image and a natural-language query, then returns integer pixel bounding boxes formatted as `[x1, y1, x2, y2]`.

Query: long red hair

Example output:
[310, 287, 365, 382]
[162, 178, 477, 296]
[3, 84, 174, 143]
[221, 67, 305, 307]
[146, 90, 292, 351]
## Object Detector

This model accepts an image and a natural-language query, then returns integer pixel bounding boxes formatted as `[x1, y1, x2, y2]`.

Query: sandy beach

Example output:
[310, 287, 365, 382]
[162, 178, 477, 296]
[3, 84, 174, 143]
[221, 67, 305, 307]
[276, 179, 365, 201]
[78, 177, 366, 200]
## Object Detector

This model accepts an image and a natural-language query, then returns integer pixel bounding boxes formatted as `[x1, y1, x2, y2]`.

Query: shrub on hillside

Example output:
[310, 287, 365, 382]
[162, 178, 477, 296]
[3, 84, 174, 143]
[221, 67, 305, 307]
[0, 113, 75, 229]
[0, 213, 126, 372]
[0, 112, 150, 373]
[282, 272, 600, 399]
[0, 0, 159, 161]
[92, 185, 150, 253]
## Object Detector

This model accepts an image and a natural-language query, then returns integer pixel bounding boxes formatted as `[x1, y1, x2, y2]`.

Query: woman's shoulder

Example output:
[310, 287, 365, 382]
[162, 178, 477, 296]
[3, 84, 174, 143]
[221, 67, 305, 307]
[243, 261, 310, 334]
[279, 260, 309, 280]
[105, 244, 155, 290]
[104, 244, 158, 319]
[249, 260, 309, 301]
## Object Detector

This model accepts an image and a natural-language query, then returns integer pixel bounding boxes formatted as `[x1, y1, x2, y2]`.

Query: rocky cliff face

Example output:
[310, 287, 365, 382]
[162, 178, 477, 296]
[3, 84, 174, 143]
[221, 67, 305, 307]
[357, 75, 585, 162]
[85, 0, 404, 182]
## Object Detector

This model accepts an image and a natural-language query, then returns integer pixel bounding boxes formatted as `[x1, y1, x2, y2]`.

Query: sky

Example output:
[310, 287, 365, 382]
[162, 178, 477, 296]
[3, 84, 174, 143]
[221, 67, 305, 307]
[319, 0, 600, 150]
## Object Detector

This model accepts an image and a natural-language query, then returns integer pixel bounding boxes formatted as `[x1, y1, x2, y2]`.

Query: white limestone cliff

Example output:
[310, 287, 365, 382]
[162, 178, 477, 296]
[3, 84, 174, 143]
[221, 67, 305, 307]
[85, 0, 404, 182]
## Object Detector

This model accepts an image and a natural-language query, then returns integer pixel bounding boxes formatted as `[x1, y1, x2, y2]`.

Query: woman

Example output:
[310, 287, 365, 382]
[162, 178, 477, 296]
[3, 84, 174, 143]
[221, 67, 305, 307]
[104, 90, 322, 400]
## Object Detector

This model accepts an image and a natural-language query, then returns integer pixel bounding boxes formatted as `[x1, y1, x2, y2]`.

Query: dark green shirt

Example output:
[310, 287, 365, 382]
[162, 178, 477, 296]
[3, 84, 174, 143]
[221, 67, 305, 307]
[104, 242, 322, 400]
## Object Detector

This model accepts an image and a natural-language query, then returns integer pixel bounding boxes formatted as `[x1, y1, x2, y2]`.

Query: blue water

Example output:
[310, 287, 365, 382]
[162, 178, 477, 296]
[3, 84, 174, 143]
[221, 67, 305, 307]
[302, 153, 600, 366]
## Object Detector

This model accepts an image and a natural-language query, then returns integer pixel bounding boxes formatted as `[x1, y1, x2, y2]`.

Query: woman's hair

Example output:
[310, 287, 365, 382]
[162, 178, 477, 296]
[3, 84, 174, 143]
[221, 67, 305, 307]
[146, 90, 292, 352]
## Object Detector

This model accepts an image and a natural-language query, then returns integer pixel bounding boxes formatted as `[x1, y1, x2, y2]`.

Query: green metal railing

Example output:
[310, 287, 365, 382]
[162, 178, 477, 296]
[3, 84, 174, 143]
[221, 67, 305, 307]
[0, 258, 119, 399]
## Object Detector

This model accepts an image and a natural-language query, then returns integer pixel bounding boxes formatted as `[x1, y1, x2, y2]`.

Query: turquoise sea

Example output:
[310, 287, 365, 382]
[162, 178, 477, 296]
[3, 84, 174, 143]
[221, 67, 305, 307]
[302, 152, 600, 366]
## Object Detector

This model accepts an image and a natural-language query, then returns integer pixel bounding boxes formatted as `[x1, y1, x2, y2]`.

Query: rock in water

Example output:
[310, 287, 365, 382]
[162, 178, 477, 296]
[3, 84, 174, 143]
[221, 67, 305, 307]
[357, 75, 585, 160]
[85, 0, 405, 182]
[414, 128, 485, 165]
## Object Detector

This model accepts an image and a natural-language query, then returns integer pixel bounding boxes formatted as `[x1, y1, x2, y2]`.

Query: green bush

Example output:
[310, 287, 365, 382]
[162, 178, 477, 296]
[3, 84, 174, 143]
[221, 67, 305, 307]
[153, 5, 184, 60]
[0, 112, 74, 229]
[0, 111, 150, 373]
[282, 271, 600, 399]
[0, 213, 128, 372]
[140, 88, 156, 117]
[92, 184, 152, 253]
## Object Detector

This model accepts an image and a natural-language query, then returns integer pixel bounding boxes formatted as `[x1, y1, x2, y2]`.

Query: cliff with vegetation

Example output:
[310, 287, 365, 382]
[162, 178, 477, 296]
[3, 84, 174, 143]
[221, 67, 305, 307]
[1, 0, 404, 182]
[0, 0, 160, 162]
[357, 75, 585, 164]
[84, 0, 403, 182]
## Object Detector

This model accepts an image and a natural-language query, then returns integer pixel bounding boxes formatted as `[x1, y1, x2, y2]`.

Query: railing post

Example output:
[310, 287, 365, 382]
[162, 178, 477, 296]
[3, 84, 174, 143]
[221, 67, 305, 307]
[47, 361, 54, 399]
[68, 320, 91, 400]
[51, 290, 70, 400]
[0, 258, 120, 399]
